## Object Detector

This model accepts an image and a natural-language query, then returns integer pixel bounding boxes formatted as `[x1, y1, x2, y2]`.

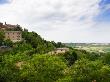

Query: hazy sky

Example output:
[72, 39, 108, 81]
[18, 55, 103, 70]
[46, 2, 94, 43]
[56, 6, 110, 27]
[0, 0, 110, 43]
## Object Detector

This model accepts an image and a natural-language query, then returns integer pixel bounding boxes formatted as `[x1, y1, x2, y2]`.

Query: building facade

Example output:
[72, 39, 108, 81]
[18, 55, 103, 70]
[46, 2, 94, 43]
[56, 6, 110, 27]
[5, 31, 22, 42]
[49, 48, 69, 55]
[54, 48, 69, 54]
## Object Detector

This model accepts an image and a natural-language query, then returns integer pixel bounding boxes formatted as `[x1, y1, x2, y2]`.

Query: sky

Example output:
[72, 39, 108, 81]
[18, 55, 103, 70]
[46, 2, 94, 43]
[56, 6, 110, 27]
[0, 0, 110, 43]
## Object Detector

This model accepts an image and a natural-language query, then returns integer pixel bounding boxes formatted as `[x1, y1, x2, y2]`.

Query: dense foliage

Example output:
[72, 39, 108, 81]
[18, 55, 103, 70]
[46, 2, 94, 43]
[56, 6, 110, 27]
[1, 29, 110, 82]
[0, 31, 5, 46]
[1, 47, 110, 82]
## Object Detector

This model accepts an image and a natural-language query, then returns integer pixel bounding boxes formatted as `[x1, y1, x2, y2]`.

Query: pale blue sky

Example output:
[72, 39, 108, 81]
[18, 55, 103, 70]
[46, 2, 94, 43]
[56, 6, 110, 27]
[0, 0, 110, 43]
[0, 0, 9, 4]
[96, 0, 110, 22]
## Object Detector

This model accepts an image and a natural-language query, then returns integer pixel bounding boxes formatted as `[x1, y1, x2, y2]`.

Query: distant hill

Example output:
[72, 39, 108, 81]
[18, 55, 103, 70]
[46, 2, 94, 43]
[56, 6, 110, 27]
[64, 43, 110, 47]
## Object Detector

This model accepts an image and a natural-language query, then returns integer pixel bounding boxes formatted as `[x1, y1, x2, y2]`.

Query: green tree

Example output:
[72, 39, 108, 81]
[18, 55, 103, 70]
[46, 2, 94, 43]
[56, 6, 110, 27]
[0, 31, 5, 46]
[64, 51, 77, 66]
[4, 39, 13, 47]
[22, 31, 55, 54]
[102, 53, 110, 65]
[19, 55, 67, 82]
[69, 58, 110, 82]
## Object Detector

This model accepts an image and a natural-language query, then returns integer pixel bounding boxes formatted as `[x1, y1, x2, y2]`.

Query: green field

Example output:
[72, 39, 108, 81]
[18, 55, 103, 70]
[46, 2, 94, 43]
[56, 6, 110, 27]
[65, 43, 110, 53]
[75, 46, 110, 53]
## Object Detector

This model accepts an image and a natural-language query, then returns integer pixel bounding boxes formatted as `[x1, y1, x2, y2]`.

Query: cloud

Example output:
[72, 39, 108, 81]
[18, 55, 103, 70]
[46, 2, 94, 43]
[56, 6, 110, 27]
[1, 0, 109, 43]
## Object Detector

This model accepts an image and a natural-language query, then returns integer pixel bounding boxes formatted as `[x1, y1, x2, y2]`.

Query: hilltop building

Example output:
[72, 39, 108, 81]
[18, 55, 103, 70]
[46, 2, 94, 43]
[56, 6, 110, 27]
[0, 22, 22, 42]
[0, 22, 20, 31]
[4, 22, 20, 29]
[4, 31, 22, 42]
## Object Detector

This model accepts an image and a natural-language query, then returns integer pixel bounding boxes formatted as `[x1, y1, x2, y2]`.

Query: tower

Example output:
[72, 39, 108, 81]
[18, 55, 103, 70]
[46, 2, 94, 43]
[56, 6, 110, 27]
[5, 22, 7, 25]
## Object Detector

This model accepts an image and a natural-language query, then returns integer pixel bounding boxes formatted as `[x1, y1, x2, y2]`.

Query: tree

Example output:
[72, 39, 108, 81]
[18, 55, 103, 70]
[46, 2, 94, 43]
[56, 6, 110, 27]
[102, 53, 110, 65]
[69, 58, 110, 82]
[56, 42, 65, 48]
[64, 51, 77, 66]
[22, 31, 55, 54]
[4, 39, 13, 47]
[0, 31, 5, 46]
[19, 55, 67, 82]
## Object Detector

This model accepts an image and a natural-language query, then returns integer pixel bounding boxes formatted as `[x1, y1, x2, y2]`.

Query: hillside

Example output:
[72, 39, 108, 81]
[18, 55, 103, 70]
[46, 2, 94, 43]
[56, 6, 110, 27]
[0, 22, 65, 54]
[0, 23, 110, 82]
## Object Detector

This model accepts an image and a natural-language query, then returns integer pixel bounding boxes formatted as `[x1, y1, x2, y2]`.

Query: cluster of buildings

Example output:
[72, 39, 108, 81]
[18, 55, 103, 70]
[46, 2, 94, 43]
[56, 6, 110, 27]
[0, 22, 22, 42]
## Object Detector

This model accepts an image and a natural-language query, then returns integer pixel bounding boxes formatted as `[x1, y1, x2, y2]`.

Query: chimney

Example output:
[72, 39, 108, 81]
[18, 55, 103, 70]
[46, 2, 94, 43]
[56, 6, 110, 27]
[5, 22, 6, 25]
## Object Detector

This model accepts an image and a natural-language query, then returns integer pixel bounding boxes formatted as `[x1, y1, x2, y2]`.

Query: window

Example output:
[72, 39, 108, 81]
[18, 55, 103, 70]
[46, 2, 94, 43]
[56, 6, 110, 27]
[17, 38, 20, 40]
[17, 32, 20, 35]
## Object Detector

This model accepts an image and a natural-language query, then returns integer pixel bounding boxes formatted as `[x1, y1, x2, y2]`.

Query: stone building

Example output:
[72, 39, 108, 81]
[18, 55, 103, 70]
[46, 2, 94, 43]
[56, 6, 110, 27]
[0, 22, 19, 30]
[4, 22, 19, 29]
[55, 48, 69, 54]
[0, 22, 22, 42]
[5, 31, 22, 42]
[49, 48, 69, 55]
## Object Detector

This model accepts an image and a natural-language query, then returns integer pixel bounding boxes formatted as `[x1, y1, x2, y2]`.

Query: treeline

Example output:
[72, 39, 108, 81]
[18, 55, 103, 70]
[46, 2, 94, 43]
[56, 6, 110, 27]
[22, 30, 65, 54]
